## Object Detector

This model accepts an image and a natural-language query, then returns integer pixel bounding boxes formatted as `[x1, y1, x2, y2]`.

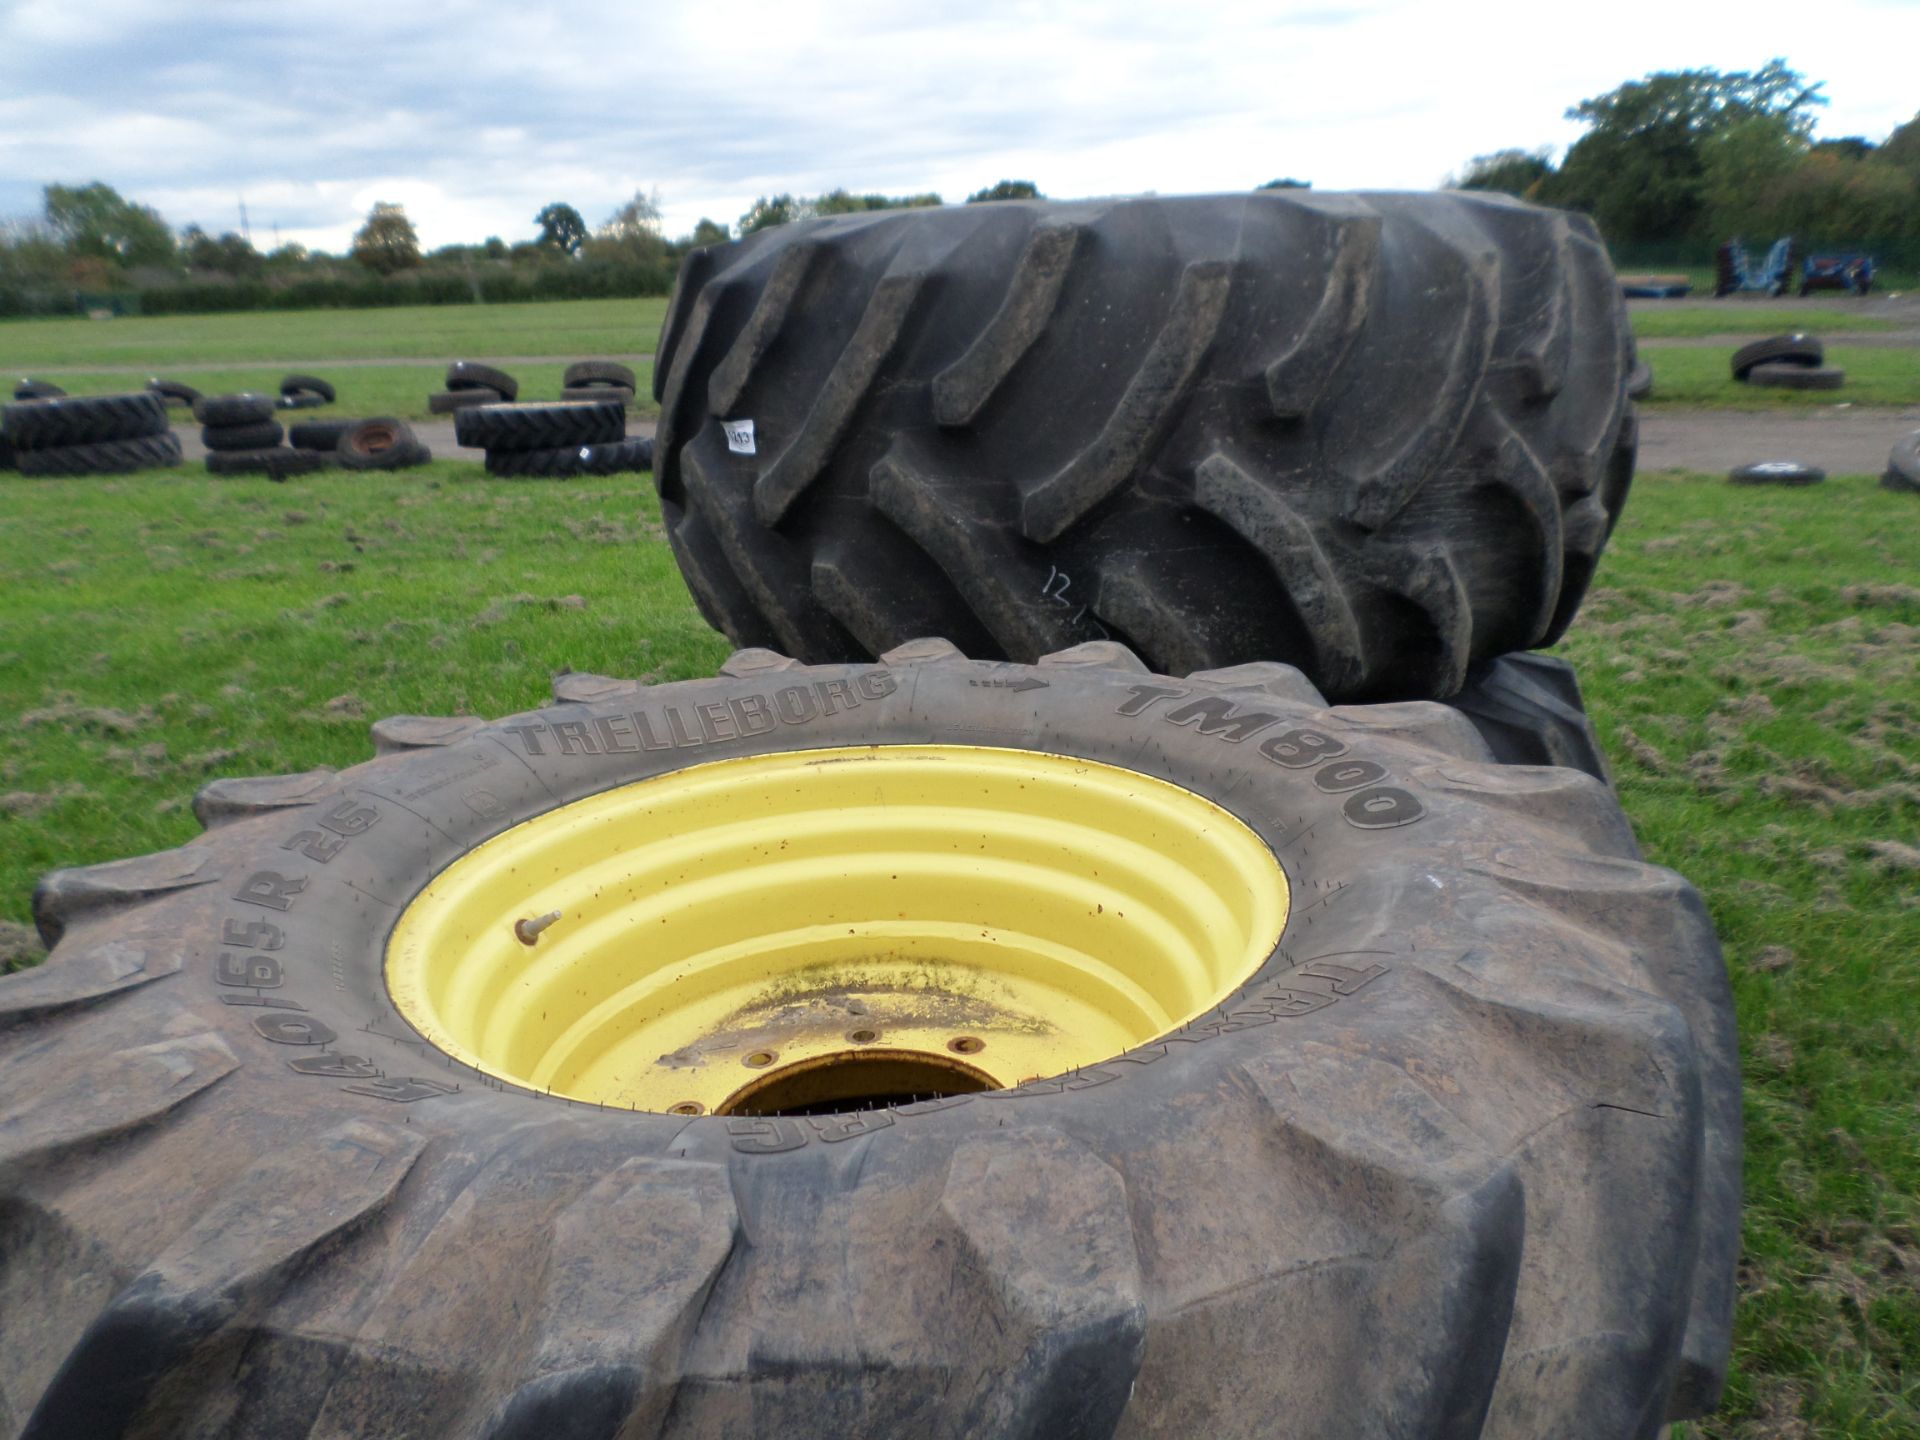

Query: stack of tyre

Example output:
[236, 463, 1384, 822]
[1, 389, 181, 475]
[195, 392, 326, 479]
[428, 360, 519, 413]
[561, 358, 637, 406]
[0, 193, 1741, 1439]
[454, 395, 652, 477]
[1732, 331, 1842, 391]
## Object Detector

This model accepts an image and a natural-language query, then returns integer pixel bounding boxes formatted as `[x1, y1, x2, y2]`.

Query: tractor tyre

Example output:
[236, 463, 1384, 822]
[454, 400, 626, 452]
[445, 360, 520, 400]
[13, 432, 182, 477]
[1882, 432, 1920, 494]
[1729, 333, 1822, 379]
[2, 643, 1737, 1438]
[651, 191, 1638, 702]
[3, 392, 170, 449]
[201, 420, 286, 453]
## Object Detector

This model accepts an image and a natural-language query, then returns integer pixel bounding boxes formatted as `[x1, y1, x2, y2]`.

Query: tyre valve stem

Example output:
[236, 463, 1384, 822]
[514, 910, 563, 946]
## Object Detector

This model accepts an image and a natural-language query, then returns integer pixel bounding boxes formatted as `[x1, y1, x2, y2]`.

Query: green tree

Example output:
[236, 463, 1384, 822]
[482, 236, 508, 260]
[1541, 60, 1824, 243]
[1449, 149, 1550, 196]
[967, 180, 1042, 203]
[1256, 177, 1311, 190]
[1700, 115, 1805, 237]
[535, 202, 587, 256]
[689, 217, 731, 247]
[600, 189, 663, 242]
[43, 182, 175, 266]
[739, 194, 804, 234]
[1880, 114, 1920, 179]
[350, 201, 421, 275]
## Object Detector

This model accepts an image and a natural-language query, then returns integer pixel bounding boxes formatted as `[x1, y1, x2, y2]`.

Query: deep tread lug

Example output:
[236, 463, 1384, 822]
[1037, 640, 1149, 673]
[32, 848, 221, 948]
[369, 715, 486, 756]
[550, 673, 640, 705]
[718, 647, 801, 677]
[192, 769, 337, 830]
[878, 636, 966, 665]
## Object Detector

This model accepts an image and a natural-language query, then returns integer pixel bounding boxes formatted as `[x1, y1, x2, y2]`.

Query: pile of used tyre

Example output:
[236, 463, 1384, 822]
[427, 359, 519, 413]
[2, 192, 1742, 1439]
[290, 415, 433, 470]
[1, 385, 181, 475]
[455, 395, 653, 476]
[195, 392, 328, 479]
[1732, 332, 1843, 390]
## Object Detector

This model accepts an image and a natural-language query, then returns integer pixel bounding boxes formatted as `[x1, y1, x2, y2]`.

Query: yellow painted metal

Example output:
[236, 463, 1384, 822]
[385, 744, 1289, 1114]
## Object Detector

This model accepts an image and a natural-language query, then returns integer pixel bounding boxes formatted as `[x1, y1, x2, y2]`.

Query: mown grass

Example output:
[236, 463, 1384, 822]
[1, 464, 1916, 1436]
[1642, 345, 1918, 409]
[38, 362, 659, 425]
[0, 296, 670, 368]
[1631, 304, 1902, 339]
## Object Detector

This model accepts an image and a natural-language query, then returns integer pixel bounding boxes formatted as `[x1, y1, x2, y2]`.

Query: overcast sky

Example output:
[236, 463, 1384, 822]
[0, 1, 1911, 252]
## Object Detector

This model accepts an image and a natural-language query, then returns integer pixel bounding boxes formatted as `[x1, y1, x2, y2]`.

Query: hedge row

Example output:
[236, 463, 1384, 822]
[136, 259, 677, 316]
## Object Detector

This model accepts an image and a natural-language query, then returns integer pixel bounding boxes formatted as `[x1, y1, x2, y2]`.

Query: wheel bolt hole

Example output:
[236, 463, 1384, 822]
[668, 1101, 705, 1116]
[847, 1028, 879, 1045]
[947, 1035, 985, 1055]
[743, 1049, 778, 1068]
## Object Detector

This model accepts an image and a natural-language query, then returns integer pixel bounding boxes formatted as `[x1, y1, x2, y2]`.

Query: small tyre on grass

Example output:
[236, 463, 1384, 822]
[201, 419, 286, 453]
[12, 379, 66, 401]
[1883, 432, 1920, 494]
[446, 360, 519, 401]
[484, 436, 654, 477]
[204, 448, 330, 480]
[561, 384, 635, 405]
[14, 432, 183, 476]
[4, 642, 1737, 1437]
[652, 191, 1638, 702]
[335, 417, 424, 471]
[193, 392, 278, 428]
[275, 392, 329, 412]
[1730, 332, 1823, 380]
[1729, 461, 1826, 486]
[454, 399, 626, 451]
[2, 391, 170, 449]
[428, 387, 503, 414]
[146, 377, 203, 408]
[1746, 363, 1844, 391]
[288, 419, 356, 452]
[564, 359, 637, 389]
[280, 373, 336, 405]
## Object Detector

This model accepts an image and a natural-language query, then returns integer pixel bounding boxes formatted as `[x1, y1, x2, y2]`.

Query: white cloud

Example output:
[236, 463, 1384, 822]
[0, 0, 1909, 245]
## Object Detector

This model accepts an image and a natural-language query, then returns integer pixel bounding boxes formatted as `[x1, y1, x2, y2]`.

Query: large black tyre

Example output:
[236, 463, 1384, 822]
[3, 642, 1736, 1438]
[428, 387, 503, 415]
[1883, 432, 1920, 493]
[2, 392, 169, 449]
[201, 419, 286, 452]
[484, 436, 654, 477]
[1450, 651, 1613, 785]
[446, 360, 520, 400]
[280, 373, 336, 404]
[560, 384, 636, 405]
[205, 448, 330, 479]
[651, 191, 1638, 702]
[1730, 332, 1822, 379]
[1746, 363, 1844, 391]
[193, 393, 277, 427]
[454, 399, 626, 451]
[335, 417, 422, 471]
[14, 432, 182, 476]
[146, 377, 203, 408]
[12, 379, 66, 401]
[564, 359, 637, 389]
[288, 419, 356, 452]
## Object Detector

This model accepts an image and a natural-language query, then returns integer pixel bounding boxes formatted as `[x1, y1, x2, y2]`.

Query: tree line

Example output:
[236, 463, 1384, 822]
[1451, 60, 1920, 262]
[0, 179, 1054, 317]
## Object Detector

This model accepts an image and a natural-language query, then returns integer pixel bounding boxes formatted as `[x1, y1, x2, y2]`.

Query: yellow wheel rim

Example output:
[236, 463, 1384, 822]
[385, 744, 1289, 1115]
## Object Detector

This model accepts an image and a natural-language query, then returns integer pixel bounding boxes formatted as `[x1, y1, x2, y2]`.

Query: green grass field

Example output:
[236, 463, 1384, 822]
[1, 461, 1915, 1437]
[1630, 303, 1904, 339]
[0, 297, 670, 367]
[1643, 345, 1917, 409]
[3, 290, 1919, 1433]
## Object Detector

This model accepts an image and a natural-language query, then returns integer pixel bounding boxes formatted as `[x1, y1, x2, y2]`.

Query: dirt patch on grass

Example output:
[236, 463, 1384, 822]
[20, 698, 155, 734]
